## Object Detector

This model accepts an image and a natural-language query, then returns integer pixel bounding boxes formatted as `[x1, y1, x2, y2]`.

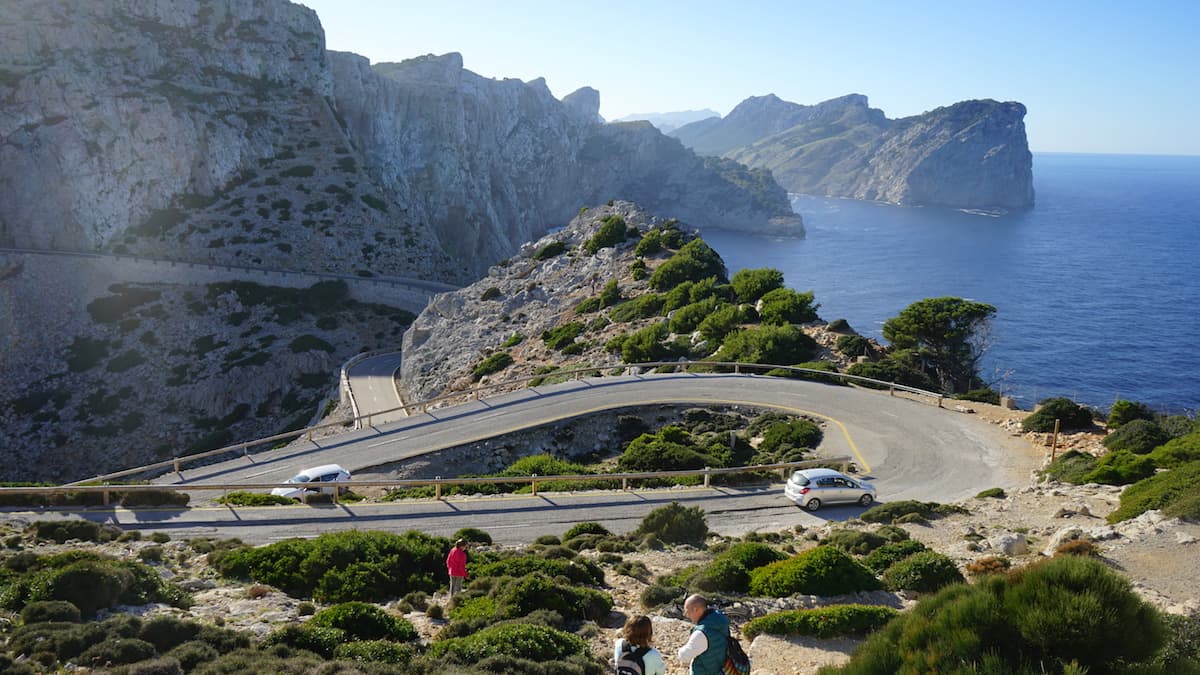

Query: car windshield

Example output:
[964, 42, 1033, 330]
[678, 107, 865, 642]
[790, 472, 811, 486]
[287, 474, 313, 484]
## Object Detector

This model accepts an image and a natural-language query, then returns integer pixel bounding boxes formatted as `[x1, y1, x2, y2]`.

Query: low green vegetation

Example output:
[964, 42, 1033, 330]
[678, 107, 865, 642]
[744, 605, 898, 640]
[472, 351, 513, 380]
[1023, 397, 1095, 432]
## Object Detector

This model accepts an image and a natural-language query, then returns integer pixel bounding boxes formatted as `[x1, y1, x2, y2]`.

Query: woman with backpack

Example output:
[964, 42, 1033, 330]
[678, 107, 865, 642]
[613, 614, 666, 675]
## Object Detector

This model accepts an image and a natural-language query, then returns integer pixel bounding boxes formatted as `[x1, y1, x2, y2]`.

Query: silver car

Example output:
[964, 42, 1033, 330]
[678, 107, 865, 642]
[784, 468, 876, 511]
[271, 463, 351, 499]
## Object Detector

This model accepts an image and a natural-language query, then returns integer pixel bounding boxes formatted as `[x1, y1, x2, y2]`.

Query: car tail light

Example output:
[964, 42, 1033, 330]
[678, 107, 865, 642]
[799, 487, 809, 494]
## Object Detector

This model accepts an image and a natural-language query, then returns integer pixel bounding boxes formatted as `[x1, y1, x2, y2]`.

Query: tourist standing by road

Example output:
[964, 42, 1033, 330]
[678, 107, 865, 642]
[677, 594, 729, 674]
[446, 538, 468, 595]
[613, 614, 666, 675]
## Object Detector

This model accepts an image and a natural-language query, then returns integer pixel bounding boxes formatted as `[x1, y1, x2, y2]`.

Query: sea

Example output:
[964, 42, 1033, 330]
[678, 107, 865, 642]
[700, 153, 1200, 415]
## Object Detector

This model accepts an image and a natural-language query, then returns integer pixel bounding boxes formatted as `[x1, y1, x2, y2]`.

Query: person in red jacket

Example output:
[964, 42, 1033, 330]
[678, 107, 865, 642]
[446, 539, 468, 595]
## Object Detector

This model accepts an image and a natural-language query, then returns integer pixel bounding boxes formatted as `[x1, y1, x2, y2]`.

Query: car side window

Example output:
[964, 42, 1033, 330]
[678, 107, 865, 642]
[817, 477, 836, 486]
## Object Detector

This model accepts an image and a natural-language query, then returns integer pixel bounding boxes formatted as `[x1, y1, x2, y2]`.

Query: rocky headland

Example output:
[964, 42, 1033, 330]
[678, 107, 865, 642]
[672, 94, 1035, 211]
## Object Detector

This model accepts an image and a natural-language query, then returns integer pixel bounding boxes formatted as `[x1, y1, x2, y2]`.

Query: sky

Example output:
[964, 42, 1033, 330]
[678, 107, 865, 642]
[298, 1, 1200, 156]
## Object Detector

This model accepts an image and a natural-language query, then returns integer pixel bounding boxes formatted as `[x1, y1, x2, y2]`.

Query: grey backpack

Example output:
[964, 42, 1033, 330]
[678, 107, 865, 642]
[615, 644, 650, 675]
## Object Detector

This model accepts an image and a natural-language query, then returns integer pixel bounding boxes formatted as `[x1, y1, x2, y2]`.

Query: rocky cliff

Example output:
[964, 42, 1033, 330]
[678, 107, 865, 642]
[0, 0, 800, 282]
[673, 94, 1034, 211]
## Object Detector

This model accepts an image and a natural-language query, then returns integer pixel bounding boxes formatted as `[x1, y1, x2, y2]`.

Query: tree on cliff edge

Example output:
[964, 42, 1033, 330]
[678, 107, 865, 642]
[882, 297, 996, 394]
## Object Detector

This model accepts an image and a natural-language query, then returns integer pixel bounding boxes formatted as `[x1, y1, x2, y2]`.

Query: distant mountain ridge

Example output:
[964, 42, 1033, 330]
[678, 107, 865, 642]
[671, 94, 1034, 210]
[611, 109, 720, 134]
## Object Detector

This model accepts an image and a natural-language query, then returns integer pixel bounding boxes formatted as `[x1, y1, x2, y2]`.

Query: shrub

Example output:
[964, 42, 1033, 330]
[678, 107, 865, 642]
[563, 522, 610, 541]
[758, 287, 819, 325]
[1054, 539, 1100, 558]
[584, 214, 630, 254]
[634, 230, 663, 256]
[334, 639, 415, 664]
[669, 297, 721, 334]
[822, 529, 887, 555]
[748, 546, 881, 597]
[453, 527, 493, 545]
[139, 615, 201, 652]
[533, 241, 567, 260]
[720, 542, 788, 571]
[630, 258, 648, 280]
[309, 601, 417, 642]
[472, 556, 603, 586]
[1107, 461, 1200, 523]
[1102, 418, 1169, 454]
[956, 387, 1001, 405]
[500, 332, 525, 348]
[690, 557, 750, 593]
[1080, 449, 1156, 485]
[1038, 450, 1098, 484]
[1107, 400, 1155, 429]
[1149, 431, 1200, 468]
[640, 583, 684, 609]
[860, 501, 942, 524]
[713, 324, 818, 365]
[697, 303, 747, 344]
[634, 502, 709, 546]
[31, 520, 105, 544]
[429, 622, 588, 662]
[1023, 397, 1095, 432]
[731, 268, 785, 303]
[480, 287, 502, 301]
[846, 359, 936, 392]
[541, 322, 584, 351]
[21, 600, 81, 624]
[881, 551, 964, 592]
[262, 624, 345, 658]
[862, 540, 929, 573]
[835, 334, 873, 358]
[215, 491, 293, 506]
[835, 555, 1164, 673]
[78, 638, 157, 667]
[975, 487, 1006, 499]
[744, 604, 899, 639]
[599, 279, 622, 308]
[649, 239, 727, 290]
[472, 352, 513, 380]
[758, 419, 823, 458]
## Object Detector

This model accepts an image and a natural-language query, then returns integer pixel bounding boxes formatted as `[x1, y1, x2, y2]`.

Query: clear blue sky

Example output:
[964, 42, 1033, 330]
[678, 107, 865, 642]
[299, 1, 1200, 155]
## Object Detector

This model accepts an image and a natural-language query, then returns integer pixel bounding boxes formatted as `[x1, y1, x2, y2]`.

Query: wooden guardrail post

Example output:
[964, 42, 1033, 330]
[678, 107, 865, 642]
[703, 467, 711, 488]
[1050, 419, 1061, 462]
[622, 477, 628, 491]
[101, 489, 109, 506]
[435, 477, 442, 500]
[531, 474, 538, 497]
[173, 456, 181, 474]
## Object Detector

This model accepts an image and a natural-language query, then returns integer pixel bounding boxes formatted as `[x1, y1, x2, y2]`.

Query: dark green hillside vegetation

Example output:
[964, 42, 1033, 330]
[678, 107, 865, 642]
[744, 605, 898, 640]
[1107, 460, 1200, 523]
[1102, 418, 1169, 454]
[820, 555, 1173, 675]
[1107, 399, 1156, 428]
[748, 546, 882, 597]
[880, 296, 995, 394]
[0, 551, 191, 617]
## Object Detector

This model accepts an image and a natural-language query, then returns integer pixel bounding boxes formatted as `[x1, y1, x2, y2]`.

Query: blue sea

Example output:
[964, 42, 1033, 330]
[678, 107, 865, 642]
[701, 153, 1200, 414]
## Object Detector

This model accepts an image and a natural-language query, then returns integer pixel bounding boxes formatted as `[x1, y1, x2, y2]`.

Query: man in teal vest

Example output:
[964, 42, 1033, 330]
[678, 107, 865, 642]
[677, 594, 729, 674]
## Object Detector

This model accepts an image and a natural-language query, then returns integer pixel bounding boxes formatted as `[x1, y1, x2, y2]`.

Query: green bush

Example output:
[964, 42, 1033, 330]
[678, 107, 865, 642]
[117, 489, 189, 508]
[1107, 461, 1200, 523]
[262, 624, 345, 658]
[429, 622, 588, 663]
[1023, 397, 1095, 433]
[31, 520, 106, 543]
[748, 546, 881, 597]
[334, 639, 415, 664]
[835, 334, 873, 358]
[744, 604, 898, 639]
[712, 324, 818, 365]
[975, 487, 1006, 499]
[1107, 400, 1156, 429]
[584, 214, 630, 254]
[7, 558, 190, 617]
[480, 287, 502, 301]
[822, 530, 887, 555]
[1038, 450, 1099, 484]
[690, 558, 751, 593]
[1158, 415, 1197, 439]
[634, 230, 663, 256]
[1150, 431, 1200, 468]
[618, 426, 712, 473]
[453, 527, 493, 545]
[829, 555, 1164, 674]
[599, 279, 622, 308]
[956, 388, 1001, 405]
[21, 600, 81, 624]
[640, 583, 684, 609]
[1080, 450, 1157, 485]
[575, 296, 601, 313]
[1103, 418, 1169, 454]
[500, 332, 525, 348]
[472, 352, 513, 380]
[649, 239, 727, 291]
[541, 322, 584, 351]
[472, 556, 604, 586]
[215, 491, 293, 506]
[139, 615, 200, 652]
[533, 241, 567, 260]
[758, 287, 819, 325]
[563, 522, 610, 541]
[881, 551, 964, 592]
[697, 303, 747, 344]
[309, 601, 417, 641]
[211, 530, 447, 603]
[78, 638, 157, 667]
[720, 542, 788, 571]
[731, 268, 785, 303]
[669, 297, 722, 334]
[859, 500, 947, 524]
[634, 502, 709, 546]
[862, 540, 929, 573]
[845, 359, 936, 392]
[758, 419, 823, 457]
[288, 334, 334, 353]
[167, 641, 219, 671]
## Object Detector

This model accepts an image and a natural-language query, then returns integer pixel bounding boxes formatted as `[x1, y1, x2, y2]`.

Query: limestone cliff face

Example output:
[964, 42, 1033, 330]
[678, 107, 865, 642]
[329, 52, 802, 271]
[675, 94, 1034, 211]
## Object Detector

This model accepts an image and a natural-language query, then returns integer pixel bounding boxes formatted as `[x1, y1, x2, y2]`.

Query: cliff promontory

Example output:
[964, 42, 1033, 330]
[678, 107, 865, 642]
[672, 94, 1034, 211]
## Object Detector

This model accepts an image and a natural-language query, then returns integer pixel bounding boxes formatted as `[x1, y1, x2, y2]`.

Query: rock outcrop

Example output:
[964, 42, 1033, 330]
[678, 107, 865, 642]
[673, 94, 1034, 211]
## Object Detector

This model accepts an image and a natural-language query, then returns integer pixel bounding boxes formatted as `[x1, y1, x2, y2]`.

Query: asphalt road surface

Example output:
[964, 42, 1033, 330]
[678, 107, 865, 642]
[345, 352, 408, 425]
[101, 373, 1040, 543]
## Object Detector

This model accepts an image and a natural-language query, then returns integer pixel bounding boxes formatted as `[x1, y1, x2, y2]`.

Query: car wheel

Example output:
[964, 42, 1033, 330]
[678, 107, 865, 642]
[804, 498, 821, 512]
[858, 494, 874, 506]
